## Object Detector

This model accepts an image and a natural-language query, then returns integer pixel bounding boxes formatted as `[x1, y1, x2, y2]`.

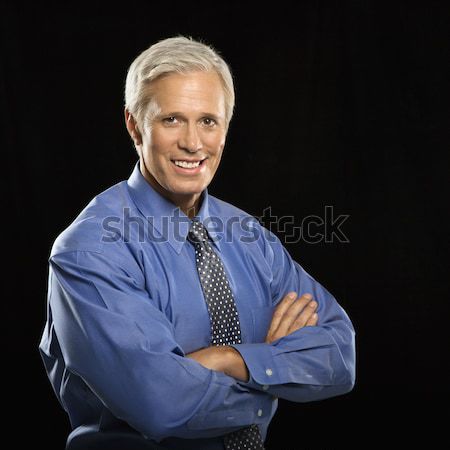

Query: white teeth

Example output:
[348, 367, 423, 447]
[174, 160, 201, 168]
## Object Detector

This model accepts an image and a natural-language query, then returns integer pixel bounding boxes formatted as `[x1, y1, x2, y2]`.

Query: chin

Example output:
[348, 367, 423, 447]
[172, 181, 209, 195]
[176, 187, 206, 196]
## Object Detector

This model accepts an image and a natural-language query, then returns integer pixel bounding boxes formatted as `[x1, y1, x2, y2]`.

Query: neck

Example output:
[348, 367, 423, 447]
[174, 194, 202, 219]
[140, 160, 202, 219]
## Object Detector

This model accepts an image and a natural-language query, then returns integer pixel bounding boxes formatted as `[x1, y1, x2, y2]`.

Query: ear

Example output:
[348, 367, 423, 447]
[124, 108, 142, 146]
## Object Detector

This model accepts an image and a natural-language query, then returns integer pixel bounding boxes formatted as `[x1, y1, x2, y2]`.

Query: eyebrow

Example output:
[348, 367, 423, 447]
[158, 111, 224, 121]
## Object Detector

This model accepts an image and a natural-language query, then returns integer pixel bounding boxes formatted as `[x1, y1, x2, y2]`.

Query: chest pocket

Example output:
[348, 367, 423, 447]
[251, 306, 274, 343]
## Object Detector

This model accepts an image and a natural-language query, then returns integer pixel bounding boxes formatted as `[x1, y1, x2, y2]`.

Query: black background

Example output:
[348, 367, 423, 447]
[2, 0, 448, 448]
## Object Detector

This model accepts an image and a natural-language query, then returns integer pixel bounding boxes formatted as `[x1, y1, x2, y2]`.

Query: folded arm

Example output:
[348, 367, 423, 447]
[39, 250, 272, 442]
[187, 291, 319, 382]
[230, 231, 356, 402]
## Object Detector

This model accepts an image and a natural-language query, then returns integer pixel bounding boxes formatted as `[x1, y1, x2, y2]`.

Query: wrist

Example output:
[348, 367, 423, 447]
[223, 346, 249, 382]
[214, 346, 236, 372]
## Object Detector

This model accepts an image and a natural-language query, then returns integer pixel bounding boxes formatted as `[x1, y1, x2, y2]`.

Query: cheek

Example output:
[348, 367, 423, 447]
[206, 133, 226, 155]
[144, 130, 174, 159]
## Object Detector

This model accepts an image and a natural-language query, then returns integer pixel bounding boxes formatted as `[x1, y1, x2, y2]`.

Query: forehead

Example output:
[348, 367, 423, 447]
[150, 71, 226, 115]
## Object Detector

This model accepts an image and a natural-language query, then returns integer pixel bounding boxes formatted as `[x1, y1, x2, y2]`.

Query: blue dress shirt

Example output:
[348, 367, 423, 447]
[39, 163, 355, 449]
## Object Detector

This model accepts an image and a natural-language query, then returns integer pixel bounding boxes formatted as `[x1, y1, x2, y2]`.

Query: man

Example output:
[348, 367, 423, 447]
[39, 36, 355, 450]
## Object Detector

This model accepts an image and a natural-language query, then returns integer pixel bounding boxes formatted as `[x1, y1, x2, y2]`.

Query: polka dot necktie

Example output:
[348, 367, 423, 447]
[188, 219, 265, 450]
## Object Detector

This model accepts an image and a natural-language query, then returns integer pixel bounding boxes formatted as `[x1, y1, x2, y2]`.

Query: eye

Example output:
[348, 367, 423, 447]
[162, 116, 179, 125]
[201, 117, 217, 127]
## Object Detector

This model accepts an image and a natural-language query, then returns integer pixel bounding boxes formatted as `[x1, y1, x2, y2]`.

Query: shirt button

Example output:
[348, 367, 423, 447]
[257, 409, 263, 417]
[265, 368, 273, 376]
[262, 385, 269, 391]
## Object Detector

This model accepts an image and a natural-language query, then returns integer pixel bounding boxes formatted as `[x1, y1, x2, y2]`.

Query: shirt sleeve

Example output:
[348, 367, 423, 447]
[231, 230, 356, 402]
[43, 249, 271, 442]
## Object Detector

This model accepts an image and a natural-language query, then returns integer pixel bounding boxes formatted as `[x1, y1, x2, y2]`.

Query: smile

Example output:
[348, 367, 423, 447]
[172, 159, 206, 169]
[174, 160, 201, 168]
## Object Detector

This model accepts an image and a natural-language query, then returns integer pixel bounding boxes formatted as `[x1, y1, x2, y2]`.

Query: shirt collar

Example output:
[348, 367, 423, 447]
[126, 162, 221, 254]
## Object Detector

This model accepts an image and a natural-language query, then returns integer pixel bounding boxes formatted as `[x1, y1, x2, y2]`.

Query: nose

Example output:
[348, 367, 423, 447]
[178, 123, 202, 153]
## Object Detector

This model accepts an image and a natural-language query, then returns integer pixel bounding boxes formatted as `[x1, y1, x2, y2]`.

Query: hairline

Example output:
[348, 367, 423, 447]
[140, 69, 229, 130]
[124, 37, 235, 133]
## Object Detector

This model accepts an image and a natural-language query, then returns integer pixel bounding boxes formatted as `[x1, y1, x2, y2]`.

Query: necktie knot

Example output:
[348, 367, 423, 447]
[188, 220, 209, 244]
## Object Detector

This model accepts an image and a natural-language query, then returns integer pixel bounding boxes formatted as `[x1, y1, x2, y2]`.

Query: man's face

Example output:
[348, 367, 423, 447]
[131, 71, 227, 209]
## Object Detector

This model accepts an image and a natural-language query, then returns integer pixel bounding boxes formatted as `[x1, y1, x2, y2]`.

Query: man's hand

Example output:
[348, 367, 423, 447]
[265, 292, 318, 344]
[186, 346, 249, 382]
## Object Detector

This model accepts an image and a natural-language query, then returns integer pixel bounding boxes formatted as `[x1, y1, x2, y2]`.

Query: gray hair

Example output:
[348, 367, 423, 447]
[124, 36, 235, 129]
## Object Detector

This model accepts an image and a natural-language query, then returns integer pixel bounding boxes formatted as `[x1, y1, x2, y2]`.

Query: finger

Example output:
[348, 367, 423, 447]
[272, 294, 314, 339]
[305, 312, 319, 327]
[266, 292, 297, 340]
[288, 300, 318, 332]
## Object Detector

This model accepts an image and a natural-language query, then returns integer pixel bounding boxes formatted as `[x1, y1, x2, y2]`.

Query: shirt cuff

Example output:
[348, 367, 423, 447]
[230, 343, 281, 392]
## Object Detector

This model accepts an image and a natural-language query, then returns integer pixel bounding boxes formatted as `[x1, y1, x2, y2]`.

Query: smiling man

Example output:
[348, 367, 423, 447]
[125, 69, 226, 217]
[39, 36, 356, 450]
